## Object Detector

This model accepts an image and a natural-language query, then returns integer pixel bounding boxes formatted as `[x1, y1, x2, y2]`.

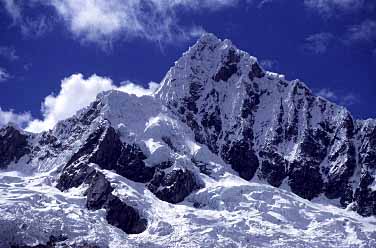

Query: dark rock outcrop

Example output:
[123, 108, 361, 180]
[85, 172, 147, 234]
[213, 48, 240, 82]
[86, 172, 113, 210]
[0, 126, 29, 169]
[147, 168, 200, 204]
[58, 123, 153, 189]
[105, 195, 148, 234]
[353, 122, 376, 216]
[259, 149, 288, 187]
[117, 144, 155, 183]
[57, 118, 199, 225]
[222, 140, 259, 180]
[248, 62, 265, 81]
[288, 161, 324, 200]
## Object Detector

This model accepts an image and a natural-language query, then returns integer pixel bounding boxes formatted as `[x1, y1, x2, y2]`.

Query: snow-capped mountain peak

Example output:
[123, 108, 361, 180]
[1, 34, 376, 248]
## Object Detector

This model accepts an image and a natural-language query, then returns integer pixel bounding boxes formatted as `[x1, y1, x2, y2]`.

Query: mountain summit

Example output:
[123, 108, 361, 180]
[1, 34, 376, 247]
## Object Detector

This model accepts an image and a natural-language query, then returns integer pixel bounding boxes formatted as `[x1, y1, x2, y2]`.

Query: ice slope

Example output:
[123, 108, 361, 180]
[1, 168, 376, 248]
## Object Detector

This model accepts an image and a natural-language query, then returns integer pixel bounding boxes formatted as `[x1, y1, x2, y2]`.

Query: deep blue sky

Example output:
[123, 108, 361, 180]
[0, 0, 375, 124]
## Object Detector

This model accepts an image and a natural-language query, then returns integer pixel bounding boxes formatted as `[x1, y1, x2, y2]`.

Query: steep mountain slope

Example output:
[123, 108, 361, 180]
[0, 34, 375, 247]
[155, 33, 375, 214]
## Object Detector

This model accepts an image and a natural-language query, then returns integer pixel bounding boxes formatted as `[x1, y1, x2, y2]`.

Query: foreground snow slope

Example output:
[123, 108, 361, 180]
[1, 169, 376, 248]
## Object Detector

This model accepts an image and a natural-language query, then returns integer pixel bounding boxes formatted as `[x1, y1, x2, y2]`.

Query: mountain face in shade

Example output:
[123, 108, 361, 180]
[1, 34, 376, 248]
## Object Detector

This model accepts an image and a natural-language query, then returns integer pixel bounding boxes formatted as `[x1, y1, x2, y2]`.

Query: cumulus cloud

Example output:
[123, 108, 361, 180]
[26, 73, 159, 133]
[119, 80, 160, 97]
[0, 107, 32, 128]
[303, 32, 334, 54]
[0, 67, 10, 82]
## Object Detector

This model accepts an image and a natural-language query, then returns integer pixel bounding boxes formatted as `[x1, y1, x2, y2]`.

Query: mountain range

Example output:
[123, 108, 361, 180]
[1, 34, 376, 248]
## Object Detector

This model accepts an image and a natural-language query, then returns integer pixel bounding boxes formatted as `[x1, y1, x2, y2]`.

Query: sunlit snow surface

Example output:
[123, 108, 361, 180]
[1, 168, 376, 248]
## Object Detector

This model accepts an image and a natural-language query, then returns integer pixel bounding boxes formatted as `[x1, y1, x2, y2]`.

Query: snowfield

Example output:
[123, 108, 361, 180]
[1, 168, 376, 247]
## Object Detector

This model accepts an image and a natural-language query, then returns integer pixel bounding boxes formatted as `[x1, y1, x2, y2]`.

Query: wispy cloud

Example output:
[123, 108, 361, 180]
[316, 87, 359, 107]
[0, 0, 54, 37]
[341, 19, 376, 54]
[346, 19, 376, 44]
[340, 93, 359, 106]
[1, 0, 21, 21]
[46, 0, 236, 45]
[303, 32, 334, 54]
[257, 0, 275, 8]
[317, 88, 337, 101]
[304, 0, 366, 16]
[0, 67, 10, 82]
[1, 0, 238, 46]
[0, 46, 19, 61]
[259, 59, 279, 70]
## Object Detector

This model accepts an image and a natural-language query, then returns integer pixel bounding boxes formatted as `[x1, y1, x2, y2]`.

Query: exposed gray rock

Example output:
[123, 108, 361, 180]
[0, 125, 29, 169]
[147, 168, 200, 204]
[116, 144, 155, 183]
[85, 172, 147, 234]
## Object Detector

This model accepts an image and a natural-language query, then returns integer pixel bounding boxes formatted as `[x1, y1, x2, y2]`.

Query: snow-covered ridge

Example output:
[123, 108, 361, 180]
[1, 33, 376, 247]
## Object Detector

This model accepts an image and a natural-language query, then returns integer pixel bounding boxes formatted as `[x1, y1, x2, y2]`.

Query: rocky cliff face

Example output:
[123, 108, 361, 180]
[0, 125, 30, 169]
[1, 34, 376, 246]
[155, 34, 375, 215]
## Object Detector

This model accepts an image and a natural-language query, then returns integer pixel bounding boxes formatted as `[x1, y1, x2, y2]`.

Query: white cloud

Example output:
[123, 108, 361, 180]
[1, 0, 237, 45]
[26, 73, 159, 133]
[340, 93, 359, 106]
[0, 0, 54, 37]
[317, 88, 338, 100]
[346, 19, 376, 43]
[0, 107, 32, 128]
[1, 0, 22, 22]
[0, 46, 18, 61]
[257, 0, 275, 9]
[46, 0, 236, 44]
[304, 0, 366, 16]
[119, 80, 160, 97]
[343, 20, 376, 53]
[316, 88, 359, 107]
[0, 67, 10, 82]
[259, 59, 278, 70]
[303, 32, 334, 54]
